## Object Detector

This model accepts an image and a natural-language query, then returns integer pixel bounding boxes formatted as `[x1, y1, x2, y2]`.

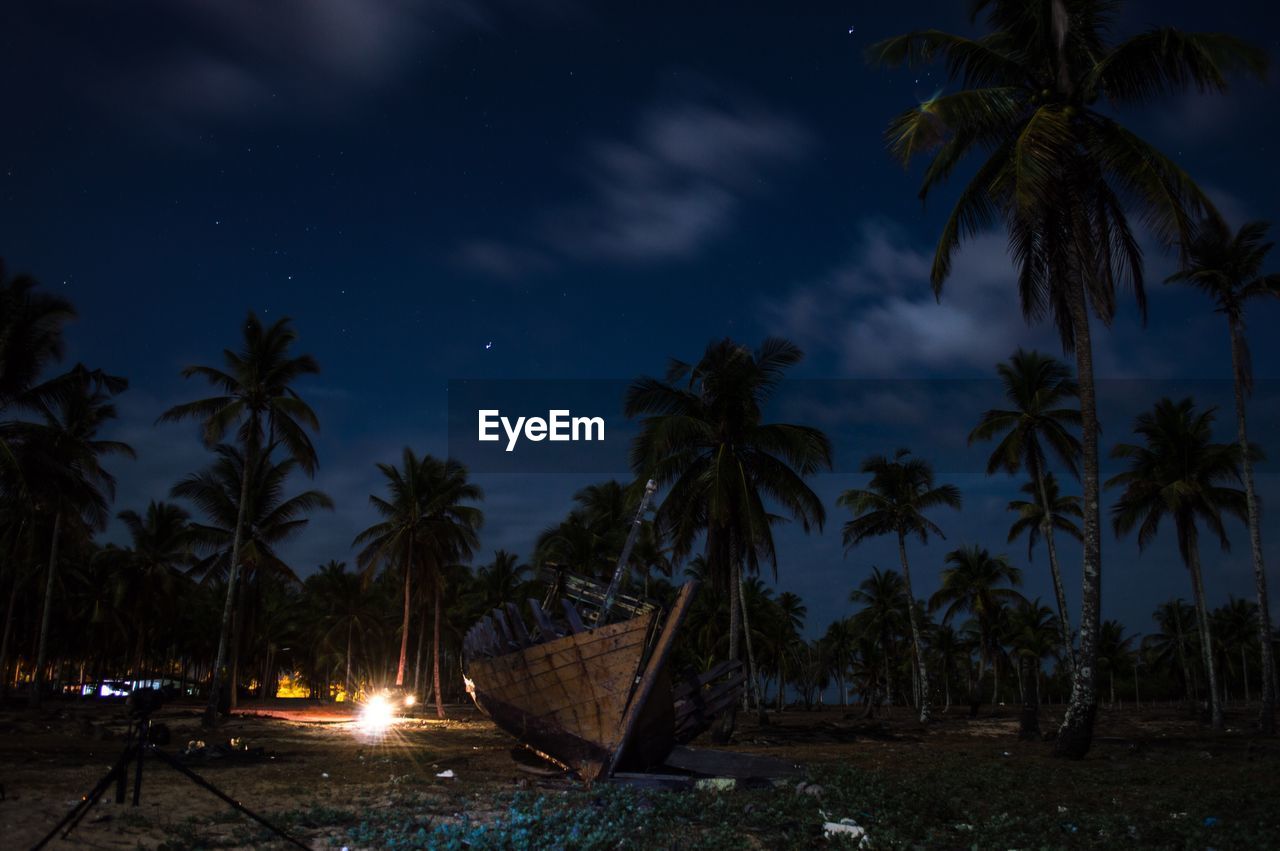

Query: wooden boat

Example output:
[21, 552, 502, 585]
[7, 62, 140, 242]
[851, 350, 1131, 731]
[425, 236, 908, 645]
[462, 572, 744, 783]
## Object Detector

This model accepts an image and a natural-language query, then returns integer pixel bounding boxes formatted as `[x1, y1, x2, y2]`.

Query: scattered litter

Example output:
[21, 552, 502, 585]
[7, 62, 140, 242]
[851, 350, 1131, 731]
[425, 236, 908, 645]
[1061, 822, 1078, 834]
[321, 772, 330, 779]
[1057, 805, 1068, 814]
[436, 769, 455, 779]
[823, 818, 870, 847]
[695, 778, 736, 792]
[1001, 751, 1011, 757]
[1170, 812, 1187, 820]
[1204, 817, 1219, 827]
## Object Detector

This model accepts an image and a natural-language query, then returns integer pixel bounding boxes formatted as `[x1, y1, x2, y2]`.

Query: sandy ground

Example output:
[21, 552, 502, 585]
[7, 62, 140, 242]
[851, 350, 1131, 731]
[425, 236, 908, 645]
[1, 698, 1276, 849]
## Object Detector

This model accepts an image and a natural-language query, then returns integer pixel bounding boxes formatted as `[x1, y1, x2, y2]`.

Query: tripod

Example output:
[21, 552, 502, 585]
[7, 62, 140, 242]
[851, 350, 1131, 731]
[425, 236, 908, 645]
[34, 713, 309, 850]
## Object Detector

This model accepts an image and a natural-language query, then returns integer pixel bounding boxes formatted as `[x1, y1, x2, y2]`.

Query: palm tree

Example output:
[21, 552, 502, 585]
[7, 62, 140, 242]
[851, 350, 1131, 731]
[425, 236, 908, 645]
[20, 367, 133, 705]
[306, 561, 381, 701]
[159, 312, 320, 727]
[1146, 599, 1199, 704]
[173, 444, 332, 707]
[1167, 216, 1280, 733]
[1007, 598, 1059, 738]
[626, 337, 832, 731]
[870, 0, 1265, 758]
[849, 566, 911, 710]
[930, 545, 1024, 716]
[840, 450, 960, 722]
[1096, 619, 1136, 706]
[355, 451, 482, 718]
[971, 349, 1081, 670]
[1108, 397, 1246, 730]
[96, 501, 195, 674]
[770, 591, 806, 711]
[470, 550, 532, 610]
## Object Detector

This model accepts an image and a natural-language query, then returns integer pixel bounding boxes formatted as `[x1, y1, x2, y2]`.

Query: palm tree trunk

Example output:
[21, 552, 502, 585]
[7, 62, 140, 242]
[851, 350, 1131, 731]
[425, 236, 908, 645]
[203, 443, 255, 728]
[396, 537, 413, 687]
[413, 601, 427, 697]
[1033, 461, 1076, 674]
[896, 532, 931, 722]
[1242, 646, 1250, 705]
[712, 552, 741, 744]
[737, 575, 766, 722]
[1056, 271, 1101, 759]
[31, 510, 63, 707]
[1229, 320, 1276, 734]
[1187, 537, 1224, 730]
[344, 621, 353, 700]
[0, 561, 25, 702]
[1173, 610, 1194, 705]
[1018, 655, 1040, 740]
[432, 582, 445, 719]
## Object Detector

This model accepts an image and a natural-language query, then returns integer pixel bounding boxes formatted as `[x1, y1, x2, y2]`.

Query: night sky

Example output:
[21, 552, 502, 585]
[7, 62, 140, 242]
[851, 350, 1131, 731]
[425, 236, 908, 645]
[4, 1, 1279, 643]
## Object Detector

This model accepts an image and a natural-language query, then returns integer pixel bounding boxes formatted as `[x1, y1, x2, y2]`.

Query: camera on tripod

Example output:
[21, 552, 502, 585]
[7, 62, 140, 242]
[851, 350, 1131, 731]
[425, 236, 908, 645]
[125, 686, 169, 718]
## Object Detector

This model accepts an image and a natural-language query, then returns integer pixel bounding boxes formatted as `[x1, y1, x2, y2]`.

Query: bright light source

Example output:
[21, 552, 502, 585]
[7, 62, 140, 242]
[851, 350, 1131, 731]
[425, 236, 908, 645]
[403, 694, 416, 707]
[358, 693, 395, 734]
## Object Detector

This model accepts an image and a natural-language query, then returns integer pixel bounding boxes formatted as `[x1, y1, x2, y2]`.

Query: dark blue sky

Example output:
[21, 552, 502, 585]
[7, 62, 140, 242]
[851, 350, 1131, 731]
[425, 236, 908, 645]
[3, 1, 1279, 642]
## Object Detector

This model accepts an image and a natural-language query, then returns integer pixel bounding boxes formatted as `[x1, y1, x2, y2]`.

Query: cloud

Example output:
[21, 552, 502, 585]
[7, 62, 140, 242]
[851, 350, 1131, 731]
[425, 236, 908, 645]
[458, 86, 812, 277]
[765, 219, 1196, 380]
[766, 221, 1046, 376]
[22, 0, 542, 133]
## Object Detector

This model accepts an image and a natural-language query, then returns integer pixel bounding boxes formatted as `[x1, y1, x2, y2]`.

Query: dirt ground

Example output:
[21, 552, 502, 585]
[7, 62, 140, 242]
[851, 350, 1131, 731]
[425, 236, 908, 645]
[2, 698, 1277, 849]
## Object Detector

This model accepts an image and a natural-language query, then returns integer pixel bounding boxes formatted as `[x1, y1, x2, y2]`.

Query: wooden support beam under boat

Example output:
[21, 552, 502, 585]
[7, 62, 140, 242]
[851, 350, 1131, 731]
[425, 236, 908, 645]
[606, 580, 700, 777]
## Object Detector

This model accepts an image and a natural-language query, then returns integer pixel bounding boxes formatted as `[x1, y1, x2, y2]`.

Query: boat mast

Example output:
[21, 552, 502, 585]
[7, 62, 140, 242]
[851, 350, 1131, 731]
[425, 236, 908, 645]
[598, 478, 657, 623]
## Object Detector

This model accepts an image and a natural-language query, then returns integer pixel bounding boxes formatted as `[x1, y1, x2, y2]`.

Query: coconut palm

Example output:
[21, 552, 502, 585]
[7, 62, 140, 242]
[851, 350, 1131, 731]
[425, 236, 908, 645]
[96, 501, 195, 674]
[1167, 216, 1280, 732]
[770, 591, 807, 710]
[1108, 397, 1246, 730]
[468, 550, 534, 614]
[159, 312, 320, 727]
[18, 367, 133, 705]
[1007, 598, 1059, 738]
[971, 349, 1081, 669]
[626, 337, 831, 732]
[306, 561, 382, 701]
[1211, 597, 1258, 705]
[870, 0, 1265, 758]
[839, 450, 960, 722]
[354, 451, 482, 718]
[930, 545, 1024, 716]
[1096, 619, 1136, 706]
[1146, 599, 1199, 703]
[172, 443, 333, 706]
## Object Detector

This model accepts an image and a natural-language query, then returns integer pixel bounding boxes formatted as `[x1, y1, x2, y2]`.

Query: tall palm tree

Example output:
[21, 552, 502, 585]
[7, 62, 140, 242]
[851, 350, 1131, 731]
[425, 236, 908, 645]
[468, 549, 533, 614]
[1108, 397, 1246, 730]
[930, 545, 1024, 717]
[839, 450, 960, 722]
[1146, 599, 1198, 704]
[96, 501, 195, 674]
[971, 349, 1081, 670]
[627, 337, 831, 731]
[1007, 598, 1059, 738]
[0, 263, 76, 476]
[870, 0, 1265, 758]
[355, 451, 482, 718]
[173, 444, 332, 707]
[1096, 619, 1136, 706]
[20, 367, 133, 705]
[306, 560, 381, 701]
[159, 312, 320, 727]
[1167, 216, 1280, 733]
[849, 566, 911, 710]
[770, 591, 806, 711]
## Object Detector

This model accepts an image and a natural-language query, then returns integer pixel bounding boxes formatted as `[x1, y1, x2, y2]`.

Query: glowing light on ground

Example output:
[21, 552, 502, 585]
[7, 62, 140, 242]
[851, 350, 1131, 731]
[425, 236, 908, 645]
[358, 693, 396, 734]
